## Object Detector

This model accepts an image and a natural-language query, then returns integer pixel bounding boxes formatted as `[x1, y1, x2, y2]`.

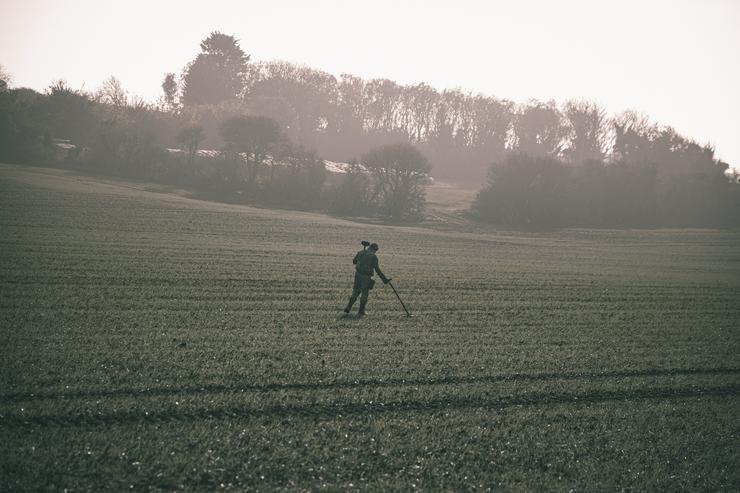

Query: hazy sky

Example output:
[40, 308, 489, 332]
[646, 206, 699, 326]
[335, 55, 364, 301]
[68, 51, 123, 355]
[2, 0, 739, 167]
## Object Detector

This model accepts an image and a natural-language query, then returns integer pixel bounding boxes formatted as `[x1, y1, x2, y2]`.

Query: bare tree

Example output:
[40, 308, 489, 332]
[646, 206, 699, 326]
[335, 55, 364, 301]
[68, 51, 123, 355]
[336, 74, 366, 135]
[246, 61, 337, 145]
[96, 76, 128, 107]
[405, 83, 437, 142]
[364, 79, 402, 133]
[470, 95, 513, 152]
[562, 100, 607, 164]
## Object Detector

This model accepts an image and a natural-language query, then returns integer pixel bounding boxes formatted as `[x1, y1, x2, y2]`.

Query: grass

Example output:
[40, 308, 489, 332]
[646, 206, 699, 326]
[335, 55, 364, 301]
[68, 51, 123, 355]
[1, 163, 739, 491]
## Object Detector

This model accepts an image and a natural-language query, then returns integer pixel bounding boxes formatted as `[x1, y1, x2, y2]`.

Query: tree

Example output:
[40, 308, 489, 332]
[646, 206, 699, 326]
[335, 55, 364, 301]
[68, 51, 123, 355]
[161, 73, 179, 112]
[96, 76, 127, 107]
[218, 115, 283, 186]
[176, 125, 204, 163]
[362, 142, 430, 221]
[0, 87, 46, 162]
[513, 100, 568, 157]
[473, 154, 572, 226]
[363, 78, 402, 133]
[245, 95, 299, 141]
[469, 94, 512, 152]
[104, 107, 162, 175]
[562, 100, 607, 164]
[330, 160, 372, 216]
[335, 74, 366, 136]
[45, 80, 97, 146]
[182, 32, 250, 105]
[268, 143, 327, 206]
[245, 61, 338, 146]
[611, 111, 657, 164]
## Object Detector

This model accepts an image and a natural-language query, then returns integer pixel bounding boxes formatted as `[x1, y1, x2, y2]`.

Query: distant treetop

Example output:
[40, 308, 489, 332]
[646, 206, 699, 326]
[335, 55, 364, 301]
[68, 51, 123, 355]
[182, 31, 250, 106]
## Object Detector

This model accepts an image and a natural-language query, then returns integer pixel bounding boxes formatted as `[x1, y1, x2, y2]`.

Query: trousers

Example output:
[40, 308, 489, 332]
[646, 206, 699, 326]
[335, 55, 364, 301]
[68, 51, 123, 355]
[347, 272, 373, 311]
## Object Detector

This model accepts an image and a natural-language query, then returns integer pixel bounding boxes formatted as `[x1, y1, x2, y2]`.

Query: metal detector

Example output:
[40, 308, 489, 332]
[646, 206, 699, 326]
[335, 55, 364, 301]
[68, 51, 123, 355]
[387, 280, 412, 318]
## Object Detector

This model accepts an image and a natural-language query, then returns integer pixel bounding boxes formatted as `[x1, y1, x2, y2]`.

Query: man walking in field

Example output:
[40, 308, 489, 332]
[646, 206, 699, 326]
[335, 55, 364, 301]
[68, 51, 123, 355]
[344, 242, 390, 317]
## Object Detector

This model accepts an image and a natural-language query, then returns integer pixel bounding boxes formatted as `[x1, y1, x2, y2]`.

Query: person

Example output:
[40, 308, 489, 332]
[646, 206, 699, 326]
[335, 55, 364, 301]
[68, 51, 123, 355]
[344, 242, 390, 317]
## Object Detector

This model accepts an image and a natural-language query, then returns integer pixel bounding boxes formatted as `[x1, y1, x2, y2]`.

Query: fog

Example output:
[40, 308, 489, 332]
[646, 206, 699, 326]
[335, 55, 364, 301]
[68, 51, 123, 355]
[1, 1, 739, 226]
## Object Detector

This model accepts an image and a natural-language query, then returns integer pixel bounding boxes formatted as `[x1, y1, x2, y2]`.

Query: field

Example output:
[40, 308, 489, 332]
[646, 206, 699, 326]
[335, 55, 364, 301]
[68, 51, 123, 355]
[1, 163, 739, 491]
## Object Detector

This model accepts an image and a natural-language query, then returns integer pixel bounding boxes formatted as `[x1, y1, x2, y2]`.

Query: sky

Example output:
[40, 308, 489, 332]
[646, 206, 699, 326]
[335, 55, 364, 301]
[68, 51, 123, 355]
[1, 0, 739, 167]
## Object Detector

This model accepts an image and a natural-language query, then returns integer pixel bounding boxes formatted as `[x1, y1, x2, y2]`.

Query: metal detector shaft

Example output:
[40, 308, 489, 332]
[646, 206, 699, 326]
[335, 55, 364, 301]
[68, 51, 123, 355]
[388, 281, 411, 317]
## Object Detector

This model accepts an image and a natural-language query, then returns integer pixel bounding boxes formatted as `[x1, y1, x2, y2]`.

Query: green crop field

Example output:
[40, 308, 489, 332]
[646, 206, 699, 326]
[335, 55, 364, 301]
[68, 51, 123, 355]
[1, 164, 739, 491]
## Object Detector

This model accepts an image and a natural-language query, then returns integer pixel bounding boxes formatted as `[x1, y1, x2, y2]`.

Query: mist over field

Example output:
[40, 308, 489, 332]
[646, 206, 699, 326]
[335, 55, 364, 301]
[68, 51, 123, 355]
[2, 26, 739, 227]
[1, 2, 739, 491]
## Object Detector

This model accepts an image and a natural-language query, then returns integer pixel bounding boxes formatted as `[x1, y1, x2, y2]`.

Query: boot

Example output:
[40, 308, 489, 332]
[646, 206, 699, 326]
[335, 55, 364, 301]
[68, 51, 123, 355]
[357, 300, 367, 317]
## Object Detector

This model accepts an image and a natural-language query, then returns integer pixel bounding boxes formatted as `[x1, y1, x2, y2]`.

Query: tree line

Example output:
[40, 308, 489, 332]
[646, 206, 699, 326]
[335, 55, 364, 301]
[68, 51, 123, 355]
[474, 114, 740, 228]
[1, 31, 738, 227]
[0, 43, 430, 221]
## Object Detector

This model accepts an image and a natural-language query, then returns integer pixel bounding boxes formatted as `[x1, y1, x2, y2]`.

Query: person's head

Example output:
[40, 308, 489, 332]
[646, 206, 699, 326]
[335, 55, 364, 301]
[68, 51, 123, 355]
[369, 243, 379, 252]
